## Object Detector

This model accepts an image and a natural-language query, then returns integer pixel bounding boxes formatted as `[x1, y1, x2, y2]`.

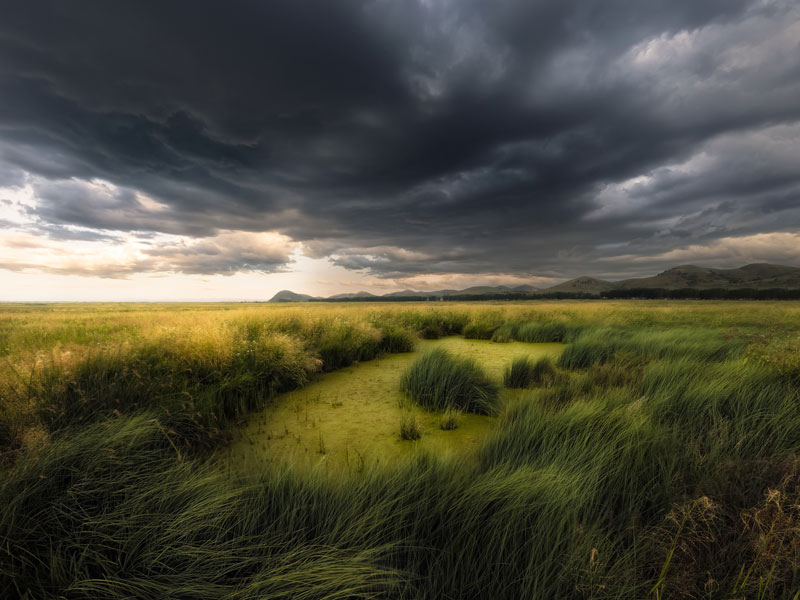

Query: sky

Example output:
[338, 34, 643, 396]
[1, 0, 800, 300]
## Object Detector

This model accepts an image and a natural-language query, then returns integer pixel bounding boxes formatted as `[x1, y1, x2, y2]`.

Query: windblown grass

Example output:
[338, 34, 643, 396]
[503, 355, 558, 388]
[462, 314, 504, 340]
[400, 348, 500, 415]
[492, 320, 580, 343]
[0, 415, 404, 599]
[3, 300, 800, 598]
[30, 332, 317, 452]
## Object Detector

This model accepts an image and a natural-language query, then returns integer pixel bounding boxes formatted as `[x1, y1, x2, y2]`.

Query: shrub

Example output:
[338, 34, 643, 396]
[400, 349, 500, 415]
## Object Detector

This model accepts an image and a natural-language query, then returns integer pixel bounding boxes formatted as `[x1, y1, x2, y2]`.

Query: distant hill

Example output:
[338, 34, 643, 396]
[326, 291, 378, 299]
[270, 285, 536, 301]
[613, 263, 800, 290]
[543, 276, 615, 294]
[269, 290, 316, 302]
[268, 263, 800, 301]
[454, 286, 518, 296]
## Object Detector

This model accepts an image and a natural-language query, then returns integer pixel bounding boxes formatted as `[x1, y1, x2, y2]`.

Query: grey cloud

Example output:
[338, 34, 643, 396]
[0, 229, 295, 278]
[0, 0, 799, 279]
[140, 233, 294, 276]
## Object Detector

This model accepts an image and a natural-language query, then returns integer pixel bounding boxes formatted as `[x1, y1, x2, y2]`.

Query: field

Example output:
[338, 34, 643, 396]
[2, 301, 800, 599]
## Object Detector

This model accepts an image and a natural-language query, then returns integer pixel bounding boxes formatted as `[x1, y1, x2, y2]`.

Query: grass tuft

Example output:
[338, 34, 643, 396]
[400, 413, 423, 440]
[378, 325, 416, 353]
[504, 355, 558, 388]
[400, 348, 500, 414]
[439, 407, 461, 430]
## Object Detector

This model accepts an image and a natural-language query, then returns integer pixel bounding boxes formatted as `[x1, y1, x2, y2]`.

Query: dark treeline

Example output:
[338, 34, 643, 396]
[308, 296, 437, 302]
[306, 288, 800, 302]
[598, 287, 800, 300]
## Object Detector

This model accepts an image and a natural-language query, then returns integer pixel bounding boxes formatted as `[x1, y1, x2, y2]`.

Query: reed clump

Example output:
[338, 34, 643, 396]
[400, 413, 423, 440]
[439, 407, 461, 430]
[400, 348, 500, 415]
[504, 355, 559, 388]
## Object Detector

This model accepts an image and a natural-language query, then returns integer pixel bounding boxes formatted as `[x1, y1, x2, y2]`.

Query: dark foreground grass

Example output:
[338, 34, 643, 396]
[3, 302, 800, 598]
[400, 348, 500, 414]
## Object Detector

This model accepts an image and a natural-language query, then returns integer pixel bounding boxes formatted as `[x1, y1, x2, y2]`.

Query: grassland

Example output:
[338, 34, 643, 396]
[2, 300, 800, 598]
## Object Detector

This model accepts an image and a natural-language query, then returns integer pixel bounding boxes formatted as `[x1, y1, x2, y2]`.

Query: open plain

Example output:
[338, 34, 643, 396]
[2, 300, 800, 598]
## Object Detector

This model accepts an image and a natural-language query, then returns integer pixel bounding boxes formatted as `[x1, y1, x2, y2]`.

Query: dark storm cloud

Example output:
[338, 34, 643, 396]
[1, 0, 799, 279]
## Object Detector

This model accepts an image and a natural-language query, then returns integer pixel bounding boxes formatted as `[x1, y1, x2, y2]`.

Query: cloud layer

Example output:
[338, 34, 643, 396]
[1, 0, 799, 284]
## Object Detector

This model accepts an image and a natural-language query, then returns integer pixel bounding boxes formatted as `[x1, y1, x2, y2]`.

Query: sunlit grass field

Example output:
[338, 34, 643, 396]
[2, 300, 800, 598]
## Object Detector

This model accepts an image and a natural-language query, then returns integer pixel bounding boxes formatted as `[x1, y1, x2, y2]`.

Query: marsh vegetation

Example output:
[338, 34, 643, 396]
[2, 301, 800, 598]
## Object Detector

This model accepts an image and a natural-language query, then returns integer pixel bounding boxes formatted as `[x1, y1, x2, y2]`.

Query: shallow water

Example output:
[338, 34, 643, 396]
[222, 337, 562, 473]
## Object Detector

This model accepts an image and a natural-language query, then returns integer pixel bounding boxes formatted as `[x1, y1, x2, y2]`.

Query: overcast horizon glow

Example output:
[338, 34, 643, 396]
[1, 0, 799, 300]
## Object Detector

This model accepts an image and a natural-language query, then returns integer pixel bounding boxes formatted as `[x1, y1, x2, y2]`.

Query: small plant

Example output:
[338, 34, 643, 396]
[504, 356, 558, 388]
[400, 348, 500, 414]
[400, 413, 423, 440]
[439, 408, 461, 430]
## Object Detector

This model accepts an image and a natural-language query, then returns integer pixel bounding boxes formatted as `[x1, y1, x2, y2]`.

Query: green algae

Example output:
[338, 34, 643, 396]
[223, 337, 562, 473]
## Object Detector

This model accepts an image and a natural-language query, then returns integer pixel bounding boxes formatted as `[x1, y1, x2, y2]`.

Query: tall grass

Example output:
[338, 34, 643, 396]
[3, 301, 800, 597]
[13, 316, 417, 452]
[400, 348, 500, 415]
[557, 326, 741, 369]
[0, 414, 616, 599]
[503, 355, 558, 388]
[462, 313, 505, 340]
[491, 320, 580, 343]
[30, 332, 316, 450]
[0, 415, 404, 599]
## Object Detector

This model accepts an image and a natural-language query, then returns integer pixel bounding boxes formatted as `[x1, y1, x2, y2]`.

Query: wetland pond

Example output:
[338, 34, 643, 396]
[223, 337, 562, 473]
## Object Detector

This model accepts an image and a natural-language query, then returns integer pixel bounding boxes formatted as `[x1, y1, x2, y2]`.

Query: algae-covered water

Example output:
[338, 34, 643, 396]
[223, 337, 562, 473]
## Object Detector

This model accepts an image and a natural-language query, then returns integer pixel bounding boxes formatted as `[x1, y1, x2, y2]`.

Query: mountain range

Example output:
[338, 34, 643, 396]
[268, 263, 800, 301]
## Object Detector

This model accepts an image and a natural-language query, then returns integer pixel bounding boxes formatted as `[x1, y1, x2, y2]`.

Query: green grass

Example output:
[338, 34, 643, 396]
[400, 413, 423, 440]
[462, 315, 504, 340]
[491, 320, 580, 343]
[378, 325, 416, 354]
[3, 301, 800, 598]
[439, 407, 461, 430]
[400, 348, 500, 415]
[503, 355, 558, 388]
